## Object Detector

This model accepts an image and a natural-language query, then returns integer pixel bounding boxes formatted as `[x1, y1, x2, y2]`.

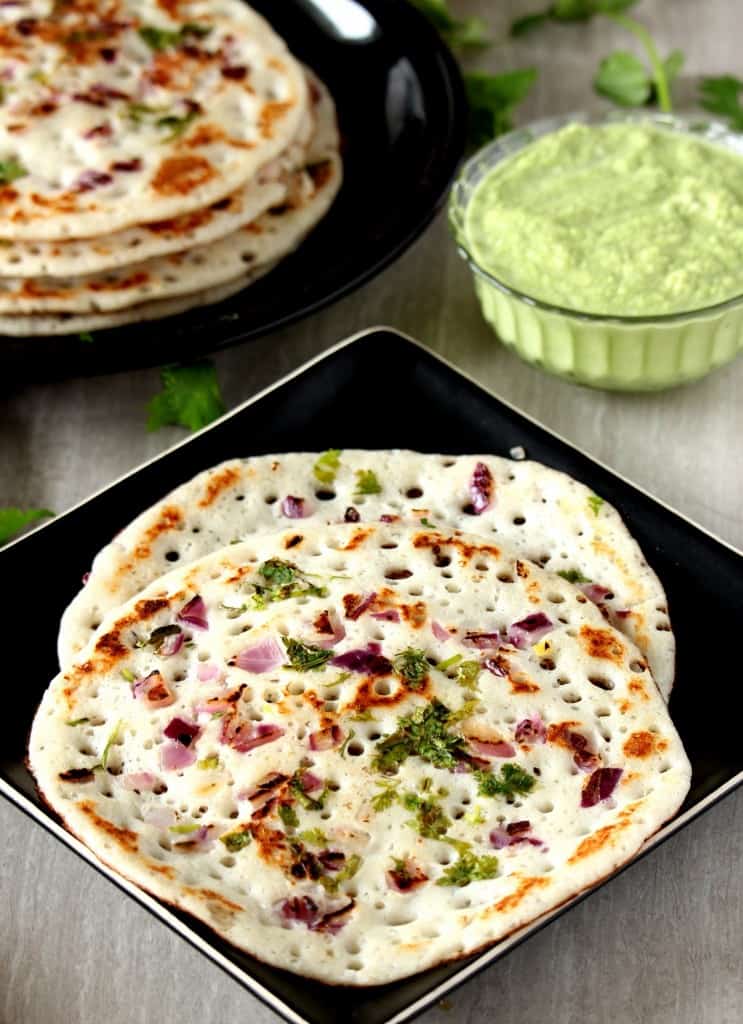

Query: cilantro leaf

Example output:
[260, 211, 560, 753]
[298, 828, 327, 845]
[587, 494, 604, 517]
[220, 829, 251, 852]
[511, 0, 637, 36]
[0, 507, 54, 545]
[139, 22, 211, 51]
[455, 660, 481, 691]
[594, 50, 651, 106]
[436, 850, 499, 887]
[402, 792, 451, 839]
[0, 157, 27, 185]
[371, 782, 399, 812]
[373, 700, 466, 773]
[393, 648, 429, 689]
[475, 763, 536, 800]
[464, 69, 537, 147]
[354, 469, 382, 495]
[313, 449, 342, 485]
[318, 853, 362, 893]
[283, 636, 332, 672]
[197, 755, 220, 770]
[411, 0, 490, 49]
[557, 569, 592, 584]
[260, 559, 297, 587]
[147, 360, 225, 432]
[700, 75, 743, 130]
[278, 803, 299, 829]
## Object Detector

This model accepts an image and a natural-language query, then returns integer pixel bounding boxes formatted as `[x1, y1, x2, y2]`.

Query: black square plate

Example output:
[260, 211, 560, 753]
[3, 327, 743, 1024]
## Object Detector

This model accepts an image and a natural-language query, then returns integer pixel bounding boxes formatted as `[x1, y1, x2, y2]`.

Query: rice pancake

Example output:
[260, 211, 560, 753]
[0, 0, 307, 239]
[0, 69, 336, 277]
[58, 452, 676, 700]
[30, 523, 691, 985]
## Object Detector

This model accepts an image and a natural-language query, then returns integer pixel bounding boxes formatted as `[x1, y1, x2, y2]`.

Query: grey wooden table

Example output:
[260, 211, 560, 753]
[2, 2, 742, 1022]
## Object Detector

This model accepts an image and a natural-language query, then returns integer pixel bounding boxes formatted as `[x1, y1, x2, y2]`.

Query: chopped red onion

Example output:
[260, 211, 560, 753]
[345, 592, 376, 621]
[490, 820, 544, 850]
[163, 717, 200, 746]
[158, 630, 184, 657]
[581, 583, 612, 605]
[84, 123, 112, 139]
[614, 609, 631, 619]
[431, 620, 450, 642]
[379, 514, 397, 523]
[483, 656, 507, 677]
[236, 635, 284, 673]
[468, 737, 516, 758]
[220, 718, 285, 753]
[280, 495, 311, 519]
[464, 632, 503, 649]
[386, 859, 428, 892]
[469, 462, 493, 514]
[172, 825, 213, 849]
[317, 850, 345, 872]
[371, 609, 400, 623]
[197, 662, 220, 682]
[581, 767, 623, 807]
[330, 643, 392, 675]
[178, 595, 208, 631]
[111, 158, 142, 172]
[514, 715, 546, 745]
[161, 742, 197, 770]
[121, 772, 157, 791]
[314, 609, 346, 648]
[193, 697, 233, 715]
[132, 670, 175, 708]
[300, 771, 323, 793]
[280, 895, 320, 926]
[568, 731, 599, 772]
[507, 612, 553, 649]
[344, 506, 360, 523]
[309, 725, 343, 751]
[75, 169, 113, 192]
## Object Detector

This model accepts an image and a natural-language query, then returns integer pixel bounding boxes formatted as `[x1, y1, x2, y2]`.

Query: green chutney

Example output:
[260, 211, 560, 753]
[464, 122, 743, 316]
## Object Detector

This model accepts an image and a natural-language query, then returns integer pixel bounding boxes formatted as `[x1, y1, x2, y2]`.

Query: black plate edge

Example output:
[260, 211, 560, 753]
[4, 324, 743, 1024]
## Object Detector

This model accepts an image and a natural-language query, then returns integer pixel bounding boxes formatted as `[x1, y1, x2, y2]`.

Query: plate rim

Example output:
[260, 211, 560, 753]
[3, 324, 743, 1024]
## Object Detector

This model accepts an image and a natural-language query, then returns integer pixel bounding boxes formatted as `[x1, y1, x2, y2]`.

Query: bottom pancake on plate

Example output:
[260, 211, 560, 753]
[29, 524, 690, 985]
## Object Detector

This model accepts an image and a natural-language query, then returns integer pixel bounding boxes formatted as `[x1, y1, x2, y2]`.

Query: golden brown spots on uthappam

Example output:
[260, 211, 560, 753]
[128, 505, 184, 561]
[152, 155, 215, 196]
[259, 100, 293, 139]
[183, 886, 243, 915]
[400, 601, 427, 629]
[89, 270, 150, 293]
[343, 528, 373, 551]
[198, 466, 242, 507]
[579, 625, 625, 664]
[78, 800, 138, 853]
[345, 674, 431, 714]
[628, 677, 650, 700]
[146, 860, 175, 879]
[485, 876, 549, 916]
[307, 160, 332, 189]
[590, 537, 645, 603]
[489, 652, 540, 694]
[284, 534, 303, 550]
[623, 731, 667, 758]
[568, 803, 640, 864]
[412, 532, 500, 563]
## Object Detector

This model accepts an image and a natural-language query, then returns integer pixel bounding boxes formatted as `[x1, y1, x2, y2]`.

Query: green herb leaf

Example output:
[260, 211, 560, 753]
[419, 517, 437, 528]
[392, 648, 429, 689]
[373, 700, 466, 773]
[156, 106, 201, 140]
[435, 654, 462, 672]
[587, 494, 604, 517]
[289, 770, 328, 811]
[313, 449, 342, 485]
[78, 331, 94, 344]
[318, 853, 362, 893]
[455, 660, 481, 691]
[402, 791, 452, 839]
[283, 636, 332, 672]
[278, 803, 300, 829]
[700, 75, 743, 130]
[120, 668, 137, 682]
[139, 22, 211, 51]
[354, 469, 382, 495]
[475, 763, 536, 800]
[147, 360, 225, 432]
[197, 755, 220, 770]
[260, 559, 296, 586]
[594, 50, 651, 106]
[0, 507, 54, 545]
[65, 717, 89, 727]
[371, 782, 399, 812]
[436, 850, 499, 887]
[350, 709, 377, 722]
[100, 720, 123, 771]
[298, 828, 328, 845]
[220, 829, 251, 852]
[0, 157, 27, 185]
[464, 69, 538, 147]
[339, 729, 356, 758]
[557, 569, 592, 584]
[169, 823, 200, 834]
[250, 560, 327, 608]
[510, 11, 550, 36]
[411, 0, 490, 49]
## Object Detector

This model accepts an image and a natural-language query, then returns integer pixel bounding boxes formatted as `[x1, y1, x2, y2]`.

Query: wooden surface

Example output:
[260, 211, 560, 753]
[2, 2, 742, 1022]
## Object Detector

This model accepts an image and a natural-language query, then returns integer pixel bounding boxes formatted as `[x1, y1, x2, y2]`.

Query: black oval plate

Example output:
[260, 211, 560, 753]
[3, 0, 467, 380]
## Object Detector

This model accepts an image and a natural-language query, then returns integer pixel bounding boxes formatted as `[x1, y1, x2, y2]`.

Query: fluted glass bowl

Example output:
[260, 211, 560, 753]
[449, 111, 743, 391]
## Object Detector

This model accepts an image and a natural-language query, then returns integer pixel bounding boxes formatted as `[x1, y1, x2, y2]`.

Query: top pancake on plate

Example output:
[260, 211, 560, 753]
[30, 522, 690, 986]
[58, 452, 676, 700]
[0, 1, 307, 239]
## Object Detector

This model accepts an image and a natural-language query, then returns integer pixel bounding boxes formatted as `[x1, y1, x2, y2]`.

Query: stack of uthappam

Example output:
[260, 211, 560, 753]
[0, 1, 341, 336]
[30, 451, 690, 985]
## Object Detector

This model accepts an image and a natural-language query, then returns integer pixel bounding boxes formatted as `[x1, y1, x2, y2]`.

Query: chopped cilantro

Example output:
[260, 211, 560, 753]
[313, 449, 342, 485]
[557, 568, 592, 584]
[298, 828, 327, 845]
[65, 717, 89, 727]
[147, 360, 225, 433]
[475, 763, 536, 800]
[402, 792, 451, 839]
[260, 559, 296, 586]
[100, 720, 123, 771]
[350, 709, 377, 722]
[289, 770, 327, 811]
[465, 805, 486, 825]
[318, 853, 362, 893]
[354, 469, 382, 495]
[156, 106, 201, 141]
[135, 623, 181, 653]
[120, 668, 136, 682]
[436, 851, 499, 887]
[450, 697, 480, 723]
[139, 22, 212, 51]
[587, 494, 604, 517]
[278, 803, 299, 829]
[465, 69, 538, 147]
[420, 517, 437, 528]
[196, 755, 220, 770]
[0, 507, 54, 545]
[411, 0, 490, 49]
[283, 636, 332, 672]
[393, 648, 429, 689]
[0, 158, 27, 185]
[169, 823, 200, 835]
[220, 830, 251, 852]
[250, 560, 327, 608]
[371, 782, 399, 812]
[700, 75, 743, 131]
[373, 700, 466, 773]
[339, 729, 356, 758]
[455, 660, 481, 691]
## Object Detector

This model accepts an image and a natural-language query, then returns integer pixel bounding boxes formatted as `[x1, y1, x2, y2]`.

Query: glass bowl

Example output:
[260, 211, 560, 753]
[449, 111, 743, 391]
